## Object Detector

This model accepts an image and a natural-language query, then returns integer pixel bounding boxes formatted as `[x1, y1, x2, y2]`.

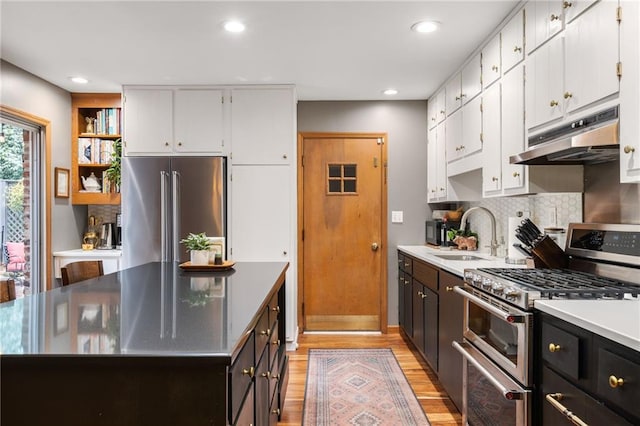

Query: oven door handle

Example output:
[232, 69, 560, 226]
[454, 286, 526, 323]
[453, 341, 525, 401]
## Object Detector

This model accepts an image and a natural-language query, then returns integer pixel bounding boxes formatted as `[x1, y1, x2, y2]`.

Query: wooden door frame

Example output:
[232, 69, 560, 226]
[0, 105, 52, 291]
[297, 132, 388, 333]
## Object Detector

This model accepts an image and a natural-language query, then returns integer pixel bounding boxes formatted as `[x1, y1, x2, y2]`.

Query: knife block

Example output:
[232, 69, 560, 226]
[530, 235, 568, 269]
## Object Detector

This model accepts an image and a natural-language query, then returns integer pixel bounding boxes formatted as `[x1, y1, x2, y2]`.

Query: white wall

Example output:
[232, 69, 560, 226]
[1, 60, 86, 280]
[297, 100, 428, 326]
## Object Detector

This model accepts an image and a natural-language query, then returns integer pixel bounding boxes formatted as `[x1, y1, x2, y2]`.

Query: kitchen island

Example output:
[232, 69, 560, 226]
[0, 261, 289, 426]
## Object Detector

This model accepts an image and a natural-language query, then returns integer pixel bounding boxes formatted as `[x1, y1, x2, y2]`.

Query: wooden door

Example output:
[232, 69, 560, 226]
[299, 133, 387, 331]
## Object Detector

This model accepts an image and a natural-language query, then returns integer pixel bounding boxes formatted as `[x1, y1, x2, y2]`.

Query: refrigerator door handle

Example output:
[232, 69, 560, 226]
[172, 171, 181, 262]
[160, 171, 170, 262]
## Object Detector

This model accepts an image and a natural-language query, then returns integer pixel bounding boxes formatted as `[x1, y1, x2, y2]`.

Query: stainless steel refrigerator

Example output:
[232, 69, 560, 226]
[121, 156, 226, 268]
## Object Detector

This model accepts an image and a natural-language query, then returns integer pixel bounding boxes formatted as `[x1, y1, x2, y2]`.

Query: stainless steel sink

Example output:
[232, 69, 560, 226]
[433, 254, 484, 261]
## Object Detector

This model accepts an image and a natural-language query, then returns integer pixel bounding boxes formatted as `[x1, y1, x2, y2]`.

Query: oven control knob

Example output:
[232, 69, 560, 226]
[481, 278, 493, 290]
[492, 283, 504, 295]
[504, 288, 521, 301]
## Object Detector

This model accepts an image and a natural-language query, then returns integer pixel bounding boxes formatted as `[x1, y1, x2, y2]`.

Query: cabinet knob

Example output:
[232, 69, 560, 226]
[404, 262, 410, 268]
[563, 92, 573, 99]
[261, 371, 271, 379]
[431, 117, 436, 122]
[492, 65, 499, 72]
[242, 366, 255, 377]
[417, 291, 423, 296]
[440, 110, 445, 115]
[548, 343, 561, 353]
[272, 408, 281, 416]
[271, 305, 280, 313]
[283, 154, 287, 159]
[272, 373, 281, 381]
[177, 142, 182, 146]
[421, 293, 427, 299]
[439, 187, 445, 191]
[550, 13, 561, 21]
[624, 145, 636, 154]
[609, 375, 624, 388]
[431, 189, 436, 193]
[492, 176, 499, 182]
[455, 95, 461, 101]
[371, 242, 379, 251]
[513, 46, 522, 53]
[446, 286, 454, 292]
[563, 1, 573, 8]
[513, 171, 520, 178]
[271, 339, 281, 346]
[165, 142, 170, 146]
[283, 251, 287, 256]
[260, 328, 271, 337]
[549, 100, 559, 107]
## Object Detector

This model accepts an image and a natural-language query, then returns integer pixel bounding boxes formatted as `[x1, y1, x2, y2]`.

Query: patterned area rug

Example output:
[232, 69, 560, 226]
[302, 348, 430, 426]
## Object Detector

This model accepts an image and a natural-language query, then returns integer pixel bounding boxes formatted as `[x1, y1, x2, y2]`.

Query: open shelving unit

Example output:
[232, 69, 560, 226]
[71, 93, 121, 205]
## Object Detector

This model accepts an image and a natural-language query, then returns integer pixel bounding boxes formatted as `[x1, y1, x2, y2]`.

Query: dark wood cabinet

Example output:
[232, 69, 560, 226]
[538, 312, 639, 425]
[437, 271, 464, 411]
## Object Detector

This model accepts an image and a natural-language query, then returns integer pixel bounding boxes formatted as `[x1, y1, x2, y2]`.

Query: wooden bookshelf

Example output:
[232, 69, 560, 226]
[71, 93, 121, 205]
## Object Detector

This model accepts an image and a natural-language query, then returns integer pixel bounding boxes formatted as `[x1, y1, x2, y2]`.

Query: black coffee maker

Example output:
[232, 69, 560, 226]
[115, 213, 122, 249]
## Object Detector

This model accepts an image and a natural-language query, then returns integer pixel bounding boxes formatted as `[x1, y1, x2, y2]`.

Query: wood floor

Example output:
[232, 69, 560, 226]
[277, 327, 462, 425]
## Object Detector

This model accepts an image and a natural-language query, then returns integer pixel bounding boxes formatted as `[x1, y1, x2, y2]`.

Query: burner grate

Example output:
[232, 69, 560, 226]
[478, 268, 640, 299]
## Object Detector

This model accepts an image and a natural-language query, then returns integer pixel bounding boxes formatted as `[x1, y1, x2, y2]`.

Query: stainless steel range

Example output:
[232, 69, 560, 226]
[453, 223, 640, 426]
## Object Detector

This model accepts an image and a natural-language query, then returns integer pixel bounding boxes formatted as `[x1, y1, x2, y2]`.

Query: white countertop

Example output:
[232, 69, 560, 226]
[397, 244, 528, 277]
[53, 248, 122, 257]
[535, 299, 640, 352]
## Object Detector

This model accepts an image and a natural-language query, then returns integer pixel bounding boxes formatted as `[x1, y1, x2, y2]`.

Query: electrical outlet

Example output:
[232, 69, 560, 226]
[391, 211, 403, 224]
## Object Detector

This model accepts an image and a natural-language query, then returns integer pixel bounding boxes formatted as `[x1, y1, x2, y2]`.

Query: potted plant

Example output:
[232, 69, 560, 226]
[180, 232, 212, 264]
[104, 138, 122, 192]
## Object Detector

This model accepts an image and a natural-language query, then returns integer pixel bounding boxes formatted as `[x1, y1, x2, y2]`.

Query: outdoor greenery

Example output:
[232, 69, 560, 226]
[0, 123, 24, 180]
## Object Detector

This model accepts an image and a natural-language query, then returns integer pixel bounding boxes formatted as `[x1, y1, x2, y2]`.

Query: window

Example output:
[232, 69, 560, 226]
[327, 163, 357, 194]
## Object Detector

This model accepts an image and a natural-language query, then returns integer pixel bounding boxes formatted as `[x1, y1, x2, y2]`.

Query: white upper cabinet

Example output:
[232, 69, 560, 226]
[462, 53, 482, 103]
[462, 96, 483, 156]
[428, 89, 446, 129]
[526, 34, 564, 130]
[525, 0, 564, 54]
[482, 82, 502, 194]
[123, 87, 224, 156]
[428, 124, 449, 202]
[564, 0, 619, 114]
[445, 108, 463, 161]
[482, 34, 501, 89]
[174, 89, 224, 153]
[123, 88, 173, 155]
[501, 9, 525, 73]
[427, 127, 438, 201]
[445, 74, 463, 115]
[620, 0, 640, 183]
[563, 0, 599, 23]
[230, 88, 295, 165]
[501, 64, 526, 192]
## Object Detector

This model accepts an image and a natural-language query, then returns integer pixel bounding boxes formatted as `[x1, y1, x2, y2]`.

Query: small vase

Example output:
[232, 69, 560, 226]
[190, 250, 210, 265]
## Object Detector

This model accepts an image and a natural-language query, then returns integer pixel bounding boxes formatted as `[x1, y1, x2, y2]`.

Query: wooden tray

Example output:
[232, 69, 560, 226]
[179, 261, 235, 271]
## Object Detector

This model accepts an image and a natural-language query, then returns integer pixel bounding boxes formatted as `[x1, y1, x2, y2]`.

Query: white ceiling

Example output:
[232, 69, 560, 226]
[1, 1, 520, 100]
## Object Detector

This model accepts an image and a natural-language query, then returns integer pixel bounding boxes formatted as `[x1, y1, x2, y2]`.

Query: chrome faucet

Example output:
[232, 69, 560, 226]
[460, 207, 499, 257]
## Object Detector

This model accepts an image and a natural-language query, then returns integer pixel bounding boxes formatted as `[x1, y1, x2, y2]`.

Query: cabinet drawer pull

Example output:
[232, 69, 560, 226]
[550, 100, 559, 107]
[242, 366, 255, 378]
[545, 393, 588, 426]
[624, 145, 635, 154]
[609, 375, 624, 388]
[548, 343, 561, 353]
[446, 286, 454, 292]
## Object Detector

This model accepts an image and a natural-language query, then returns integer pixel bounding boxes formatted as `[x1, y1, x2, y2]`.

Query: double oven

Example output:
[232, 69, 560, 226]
[452, 223, 640, 426]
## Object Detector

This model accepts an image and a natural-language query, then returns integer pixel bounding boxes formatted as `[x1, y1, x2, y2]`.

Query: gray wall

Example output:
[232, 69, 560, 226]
[297, 100, 428, 326]
[0, 60, 86, 279]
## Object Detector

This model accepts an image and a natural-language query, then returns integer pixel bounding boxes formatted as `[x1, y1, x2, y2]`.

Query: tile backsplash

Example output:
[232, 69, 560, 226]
[88, 205, 121, 225]
[464, 193, 583, 254]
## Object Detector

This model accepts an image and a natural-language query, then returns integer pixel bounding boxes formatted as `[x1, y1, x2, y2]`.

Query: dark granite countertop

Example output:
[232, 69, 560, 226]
[0, 261, 288, 357]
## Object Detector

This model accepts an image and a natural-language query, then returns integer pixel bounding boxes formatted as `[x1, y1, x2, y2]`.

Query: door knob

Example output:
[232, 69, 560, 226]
[371, 242, 379, 251]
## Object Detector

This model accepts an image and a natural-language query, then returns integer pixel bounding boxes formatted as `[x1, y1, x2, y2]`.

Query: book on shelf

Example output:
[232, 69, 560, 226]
[78, 138, 92, 164]
[78, 138, 114, 165]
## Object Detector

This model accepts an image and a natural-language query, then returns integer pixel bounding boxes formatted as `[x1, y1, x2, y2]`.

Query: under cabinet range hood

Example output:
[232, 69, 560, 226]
[510, 106, 619, 165]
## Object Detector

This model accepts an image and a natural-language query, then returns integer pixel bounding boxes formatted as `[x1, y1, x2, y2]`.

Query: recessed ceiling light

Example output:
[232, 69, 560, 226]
[224, 20, 245, 33]
[411, 21, 440, 33]
[70, 76, 88, 84]
[383, 89, 398, 96]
